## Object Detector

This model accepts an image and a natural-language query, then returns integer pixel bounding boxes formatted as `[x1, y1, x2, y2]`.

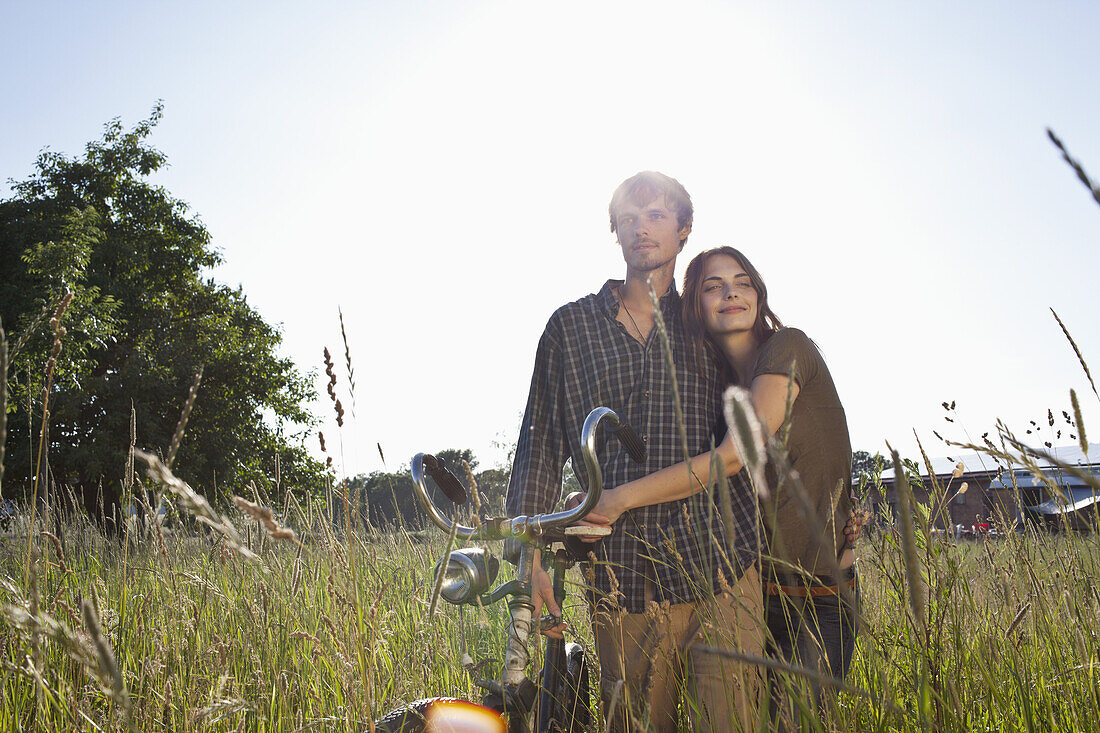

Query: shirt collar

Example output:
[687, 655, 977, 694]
[598, 278, 682, 318]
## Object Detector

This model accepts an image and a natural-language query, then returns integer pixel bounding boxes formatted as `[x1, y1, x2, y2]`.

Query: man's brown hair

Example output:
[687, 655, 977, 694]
[608, 171, 693, 240]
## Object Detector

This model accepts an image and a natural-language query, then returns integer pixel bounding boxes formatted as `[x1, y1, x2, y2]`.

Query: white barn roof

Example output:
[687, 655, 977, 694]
[881, 443, 1100, 481]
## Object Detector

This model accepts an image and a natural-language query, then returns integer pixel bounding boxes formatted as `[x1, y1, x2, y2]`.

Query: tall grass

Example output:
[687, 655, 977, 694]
[1, 505, 526, 731]
[2, 487, 1100, 730]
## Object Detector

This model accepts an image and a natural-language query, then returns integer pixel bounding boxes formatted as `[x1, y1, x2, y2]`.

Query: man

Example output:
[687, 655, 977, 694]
[505, 171, 763, 732]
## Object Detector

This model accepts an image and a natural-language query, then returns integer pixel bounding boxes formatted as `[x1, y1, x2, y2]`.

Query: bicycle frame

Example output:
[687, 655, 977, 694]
[405, 406, 643, 730]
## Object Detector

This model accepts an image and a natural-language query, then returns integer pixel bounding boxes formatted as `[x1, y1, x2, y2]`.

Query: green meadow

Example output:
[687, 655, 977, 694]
[2, 471, 1100, 731]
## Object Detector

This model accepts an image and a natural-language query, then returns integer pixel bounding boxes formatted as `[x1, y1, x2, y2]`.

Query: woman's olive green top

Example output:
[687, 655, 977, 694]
[754, 327, 852, 580]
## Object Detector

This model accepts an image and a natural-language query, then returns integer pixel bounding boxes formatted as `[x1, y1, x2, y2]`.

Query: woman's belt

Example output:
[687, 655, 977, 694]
[763, 565, 857, 597]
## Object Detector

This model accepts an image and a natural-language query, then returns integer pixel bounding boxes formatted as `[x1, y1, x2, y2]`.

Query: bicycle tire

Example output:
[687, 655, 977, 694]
[373, 697, 463, 733]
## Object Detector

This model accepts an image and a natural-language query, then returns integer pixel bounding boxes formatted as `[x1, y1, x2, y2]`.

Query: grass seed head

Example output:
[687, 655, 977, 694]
[137, 450, 259, 562]
[323, 347, 337, 401]
[233, 495, 299, 544]
[167, 366, 203, 469]
[81, 597, 131, 721]
[462, 459, 482, 514]
[1051, 308, 1098, 402]
[889, 445, 927, 630]
[338, 306, 357, 417]
[1071, 389, 1088, 454]
[723, 385, 768, 497]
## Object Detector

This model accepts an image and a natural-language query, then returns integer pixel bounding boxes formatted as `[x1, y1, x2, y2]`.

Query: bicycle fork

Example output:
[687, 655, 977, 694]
[503, 545, 537, 687]
[475, 544, 539, 729]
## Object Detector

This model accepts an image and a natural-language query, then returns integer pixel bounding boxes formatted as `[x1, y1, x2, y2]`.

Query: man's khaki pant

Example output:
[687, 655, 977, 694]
[593, 566, 765, 732]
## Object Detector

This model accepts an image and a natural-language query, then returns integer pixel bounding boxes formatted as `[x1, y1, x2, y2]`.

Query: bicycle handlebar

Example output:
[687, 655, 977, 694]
[410, 407, 646, 543]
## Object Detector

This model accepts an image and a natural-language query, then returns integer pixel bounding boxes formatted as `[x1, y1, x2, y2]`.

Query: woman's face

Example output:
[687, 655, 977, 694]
[699, 253, 759, 338]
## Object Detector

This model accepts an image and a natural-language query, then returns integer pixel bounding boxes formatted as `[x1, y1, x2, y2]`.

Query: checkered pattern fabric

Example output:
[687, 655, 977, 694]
[506, 280, 759, 613]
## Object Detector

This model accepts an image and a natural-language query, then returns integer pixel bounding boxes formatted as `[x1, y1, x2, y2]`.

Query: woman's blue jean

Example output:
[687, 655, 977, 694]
[765, 571, 860, 722]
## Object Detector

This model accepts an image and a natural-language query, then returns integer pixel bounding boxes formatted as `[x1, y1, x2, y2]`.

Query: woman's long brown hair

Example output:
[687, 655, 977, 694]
[682, 246, 784, 385]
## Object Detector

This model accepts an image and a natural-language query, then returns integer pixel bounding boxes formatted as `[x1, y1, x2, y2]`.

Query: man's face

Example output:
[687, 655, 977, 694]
[612, 196, 690, 275]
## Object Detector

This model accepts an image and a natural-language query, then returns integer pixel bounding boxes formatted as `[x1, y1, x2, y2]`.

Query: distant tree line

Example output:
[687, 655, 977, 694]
[331, 449, 587, 529]
[332, 449, 508, 528]
[345, 449, 895, 529]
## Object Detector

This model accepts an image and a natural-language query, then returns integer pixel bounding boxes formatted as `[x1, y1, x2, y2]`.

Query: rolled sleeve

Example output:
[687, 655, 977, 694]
[753, 328, 818, 388]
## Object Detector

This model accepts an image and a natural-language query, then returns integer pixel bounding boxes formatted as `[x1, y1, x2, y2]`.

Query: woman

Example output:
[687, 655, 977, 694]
[583, 246, 859, 702]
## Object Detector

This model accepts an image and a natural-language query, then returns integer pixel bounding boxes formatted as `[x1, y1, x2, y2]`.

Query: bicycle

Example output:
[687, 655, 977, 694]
[374, 407, 646, 733]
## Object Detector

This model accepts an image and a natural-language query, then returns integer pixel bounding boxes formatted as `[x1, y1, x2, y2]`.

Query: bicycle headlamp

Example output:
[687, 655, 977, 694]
[435, 547, 500, 605]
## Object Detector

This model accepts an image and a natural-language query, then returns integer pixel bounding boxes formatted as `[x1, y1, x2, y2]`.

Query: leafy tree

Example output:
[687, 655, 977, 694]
[851, 449, 888, 503]
[433, 448, 477, 476]
[852, 450, 886, 481]
[349, 470, 417, 528]
[472, 467, 509, 514]
[0, 104, 323, 515]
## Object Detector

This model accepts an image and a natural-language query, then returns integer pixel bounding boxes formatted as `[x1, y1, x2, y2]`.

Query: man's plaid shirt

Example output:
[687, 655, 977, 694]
[506, 280, 759, 614]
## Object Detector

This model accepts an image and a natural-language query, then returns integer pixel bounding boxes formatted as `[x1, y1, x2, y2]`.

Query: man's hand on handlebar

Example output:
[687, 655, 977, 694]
[564, 490, 616, 543]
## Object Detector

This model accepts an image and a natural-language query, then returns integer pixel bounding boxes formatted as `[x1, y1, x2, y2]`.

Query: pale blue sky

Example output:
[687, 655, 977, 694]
[3, 1, 1098, 477]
